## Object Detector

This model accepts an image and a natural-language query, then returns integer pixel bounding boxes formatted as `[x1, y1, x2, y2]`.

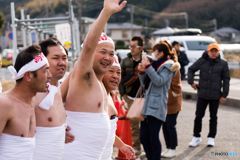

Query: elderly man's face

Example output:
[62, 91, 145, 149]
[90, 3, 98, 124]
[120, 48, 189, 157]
[208, 48, 220, 59]
[102, 66, 121, 92]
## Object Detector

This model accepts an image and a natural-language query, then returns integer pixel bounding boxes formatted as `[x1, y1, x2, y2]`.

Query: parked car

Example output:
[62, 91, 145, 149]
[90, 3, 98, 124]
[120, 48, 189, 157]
[115, 49, 130, 62]
[155, 35, 225, 76]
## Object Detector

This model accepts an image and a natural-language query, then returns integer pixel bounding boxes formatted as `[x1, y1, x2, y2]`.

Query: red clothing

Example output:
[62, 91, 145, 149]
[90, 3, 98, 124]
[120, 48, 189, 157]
[114, 98, 133, 160]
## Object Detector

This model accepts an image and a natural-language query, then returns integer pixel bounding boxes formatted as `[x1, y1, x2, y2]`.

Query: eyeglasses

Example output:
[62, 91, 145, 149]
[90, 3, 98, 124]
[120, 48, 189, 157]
[129, 45, 141, 49]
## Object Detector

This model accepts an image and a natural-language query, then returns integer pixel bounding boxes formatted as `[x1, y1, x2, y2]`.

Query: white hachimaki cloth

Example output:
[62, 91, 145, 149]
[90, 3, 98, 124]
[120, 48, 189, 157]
[81, 32, 115, 48]
[100, 117, 118, 160]
[8, 52, 49, 80]
[64, 111, 110, 160]
[0, 134, 35, 160]
[39, 84, 59, 110]
[33, 123, 66, 160]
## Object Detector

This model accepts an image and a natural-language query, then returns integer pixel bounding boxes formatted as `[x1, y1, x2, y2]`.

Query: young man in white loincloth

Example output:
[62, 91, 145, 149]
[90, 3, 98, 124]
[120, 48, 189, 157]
[0, 45, 51, 160]
[32, 38, 71, 160]
[63, 0, 127, 159]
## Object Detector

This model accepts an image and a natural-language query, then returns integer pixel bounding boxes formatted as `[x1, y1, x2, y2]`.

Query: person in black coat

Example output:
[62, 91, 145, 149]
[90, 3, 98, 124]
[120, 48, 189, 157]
[172, 41, 189, 80]
[188, 42, 230, 147]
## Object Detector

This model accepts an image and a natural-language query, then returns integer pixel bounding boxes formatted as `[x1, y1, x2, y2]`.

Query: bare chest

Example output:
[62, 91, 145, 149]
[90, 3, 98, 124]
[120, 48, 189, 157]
[5, 103, 36, 137]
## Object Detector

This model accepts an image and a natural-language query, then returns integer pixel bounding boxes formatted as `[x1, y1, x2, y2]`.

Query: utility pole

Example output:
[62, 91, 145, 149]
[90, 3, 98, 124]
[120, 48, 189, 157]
[75, 0, 83, 44]
[184, 12, 189, 29]
[212, 19, 217, 31]
[130, 4, 135, 37]
[10, 2, 17, 57]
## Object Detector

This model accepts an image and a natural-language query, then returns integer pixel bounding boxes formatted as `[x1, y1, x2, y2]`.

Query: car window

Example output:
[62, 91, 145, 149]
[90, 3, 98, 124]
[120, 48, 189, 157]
[186, 41, 214, 50]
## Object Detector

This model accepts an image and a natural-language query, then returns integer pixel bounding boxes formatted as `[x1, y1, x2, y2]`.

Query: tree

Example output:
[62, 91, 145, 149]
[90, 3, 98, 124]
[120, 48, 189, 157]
[0, 12, 4, 34]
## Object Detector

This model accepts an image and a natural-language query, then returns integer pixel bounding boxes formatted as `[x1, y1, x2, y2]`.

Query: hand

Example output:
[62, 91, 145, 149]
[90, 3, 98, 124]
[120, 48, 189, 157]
[141, 55, 150, 67]
[104, 0, 127, 15]
[119, 144, 136, 159]
[65, 126, 75, 143]
[191, 83, 199, 90]
[220, 96, 226, 104]
[138, 63, 146, 73]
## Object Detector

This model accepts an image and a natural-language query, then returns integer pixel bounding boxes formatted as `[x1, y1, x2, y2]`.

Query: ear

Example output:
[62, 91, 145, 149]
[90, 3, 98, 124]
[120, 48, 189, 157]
[23, 72, 33, 82]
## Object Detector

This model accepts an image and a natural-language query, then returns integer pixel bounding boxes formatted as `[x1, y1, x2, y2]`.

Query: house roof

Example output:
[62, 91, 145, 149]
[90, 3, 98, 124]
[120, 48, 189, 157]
[107, 23, 143, 30]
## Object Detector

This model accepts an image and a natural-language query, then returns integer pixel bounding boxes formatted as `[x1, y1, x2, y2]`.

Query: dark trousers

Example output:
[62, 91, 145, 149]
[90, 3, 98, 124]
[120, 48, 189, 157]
[162, 112, 179, 149]
[193, 97, 219, 138]
[140, 116, 163, 160]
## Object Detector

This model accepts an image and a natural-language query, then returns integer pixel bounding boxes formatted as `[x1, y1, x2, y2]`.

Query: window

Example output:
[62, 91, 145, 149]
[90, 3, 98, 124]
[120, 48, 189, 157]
[186, 41, 214, 50]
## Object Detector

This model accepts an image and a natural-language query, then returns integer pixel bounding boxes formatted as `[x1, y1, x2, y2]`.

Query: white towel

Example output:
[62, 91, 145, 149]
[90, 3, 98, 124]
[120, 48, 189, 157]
[33, 123, 66, 160]
[100, 117, 118, 160]
[38, 84, 59, 110]
[64, 111, 110, 160]
[0, 134, 35, 160]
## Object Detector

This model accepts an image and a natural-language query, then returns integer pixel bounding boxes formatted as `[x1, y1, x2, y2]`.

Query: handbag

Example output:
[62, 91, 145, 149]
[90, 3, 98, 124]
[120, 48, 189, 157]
[126, 87, 144, 121]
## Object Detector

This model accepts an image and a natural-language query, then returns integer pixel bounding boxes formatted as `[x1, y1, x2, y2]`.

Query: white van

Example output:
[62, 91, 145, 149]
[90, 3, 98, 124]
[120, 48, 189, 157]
[155, 35, 224, 74]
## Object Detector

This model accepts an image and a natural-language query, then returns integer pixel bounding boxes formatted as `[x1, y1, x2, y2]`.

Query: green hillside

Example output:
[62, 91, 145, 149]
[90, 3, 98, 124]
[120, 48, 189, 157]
[1, 0, 239, 32]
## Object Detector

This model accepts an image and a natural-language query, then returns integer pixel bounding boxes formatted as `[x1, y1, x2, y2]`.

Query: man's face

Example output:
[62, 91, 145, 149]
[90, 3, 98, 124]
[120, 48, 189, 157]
[93, 43, 115, 75]
[31, 64, 52, 92]
[129, 40, 143, 57]
[47, 45, 68, 80]
[103, 66, 121, 92]
[174, 44, 181, 52]
[208, 48, 220, 59]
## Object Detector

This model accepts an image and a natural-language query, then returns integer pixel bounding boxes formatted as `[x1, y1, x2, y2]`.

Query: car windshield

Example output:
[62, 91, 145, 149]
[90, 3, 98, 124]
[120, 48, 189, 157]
[186, 40, 214, 50]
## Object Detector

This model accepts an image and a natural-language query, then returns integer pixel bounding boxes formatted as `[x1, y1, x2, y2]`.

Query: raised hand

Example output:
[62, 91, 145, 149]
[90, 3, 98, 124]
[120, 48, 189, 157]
[104, 0, 127, 15]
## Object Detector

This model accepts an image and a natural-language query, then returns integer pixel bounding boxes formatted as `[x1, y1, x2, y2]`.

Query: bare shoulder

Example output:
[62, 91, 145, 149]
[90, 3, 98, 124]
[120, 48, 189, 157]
[0, 94, 14, 117]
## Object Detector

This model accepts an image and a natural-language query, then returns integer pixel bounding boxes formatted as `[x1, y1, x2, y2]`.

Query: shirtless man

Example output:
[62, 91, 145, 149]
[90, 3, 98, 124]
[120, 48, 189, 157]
[102, 55, 135, 160]
[33, 38, 69, 160]
[0, 45, 51, 160]
[64, 0, 127, 159]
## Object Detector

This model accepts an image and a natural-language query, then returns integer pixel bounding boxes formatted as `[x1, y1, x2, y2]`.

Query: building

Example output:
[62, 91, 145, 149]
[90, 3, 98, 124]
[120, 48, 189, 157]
[106, 22, 143, 42]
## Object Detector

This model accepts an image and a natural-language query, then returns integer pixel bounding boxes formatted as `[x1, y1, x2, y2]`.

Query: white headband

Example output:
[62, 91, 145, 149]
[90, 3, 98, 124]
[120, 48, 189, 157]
[81, 32, 114, 48]
[112, 55, 121, 68]
[98, 33, 115, 46]
[8, 53, 49, 80]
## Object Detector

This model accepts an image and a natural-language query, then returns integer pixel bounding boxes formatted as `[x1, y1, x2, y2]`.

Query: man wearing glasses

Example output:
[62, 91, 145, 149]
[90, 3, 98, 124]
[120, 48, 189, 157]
[119, 36, 144, 157]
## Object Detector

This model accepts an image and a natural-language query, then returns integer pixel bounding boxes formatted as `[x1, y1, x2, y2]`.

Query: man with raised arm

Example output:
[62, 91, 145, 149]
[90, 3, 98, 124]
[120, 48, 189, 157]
[0, 45, 51, 160]
[63, 0, 127, 159]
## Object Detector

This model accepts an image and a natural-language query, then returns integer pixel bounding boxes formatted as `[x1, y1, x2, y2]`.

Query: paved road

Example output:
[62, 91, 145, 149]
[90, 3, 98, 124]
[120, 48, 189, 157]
[160, 100, 240, 160]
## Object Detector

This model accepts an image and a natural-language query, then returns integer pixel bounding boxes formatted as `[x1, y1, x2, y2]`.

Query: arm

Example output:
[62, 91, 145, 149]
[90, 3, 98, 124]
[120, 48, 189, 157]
[114, 136, 135, 159]
[72, 0, 127, 78]
[170, 70, 182, 96]
[60, 72, 71, 103]
[0, 99, 11, 133]
[145, 66, 173, 87]
[187, 58, 203, 85]
[221, 61, 230, 98]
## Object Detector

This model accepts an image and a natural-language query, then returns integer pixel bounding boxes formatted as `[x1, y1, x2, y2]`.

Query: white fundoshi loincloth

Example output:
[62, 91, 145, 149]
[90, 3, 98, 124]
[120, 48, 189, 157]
[64, 111, 110, 160]
[100, 116, 118, 160]
[33, 123, 66, 160]
[0, 133, 35, 160]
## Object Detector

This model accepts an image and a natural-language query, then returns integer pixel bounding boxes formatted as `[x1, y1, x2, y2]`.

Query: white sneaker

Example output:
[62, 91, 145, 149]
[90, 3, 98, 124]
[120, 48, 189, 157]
[207, 138, 215, 147]
[162, 149, 176, 158]
[189, 136, 202, 147]
[161, 149, 169, 156]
